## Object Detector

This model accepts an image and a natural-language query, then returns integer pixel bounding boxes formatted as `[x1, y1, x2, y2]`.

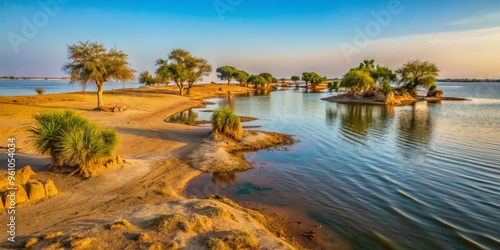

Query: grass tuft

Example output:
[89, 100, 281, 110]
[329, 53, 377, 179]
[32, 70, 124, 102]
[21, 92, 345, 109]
[150, 214, 190, 234]
[210, 106, 243, 141]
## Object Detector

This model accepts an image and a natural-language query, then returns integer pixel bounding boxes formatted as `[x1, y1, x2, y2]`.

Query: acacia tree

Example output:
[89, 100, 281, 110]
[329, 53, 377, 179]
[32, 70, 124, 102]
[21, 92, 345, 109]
[396, 59, 440, 95]
[291, 75, 300, 86]
[248, 75, 266, 88]
[340, 69, 375, 93]
[186, 57, 212, 89]
[156, 49, 210, 95]
[139, 71, 154, 86]
[235, 70, 249, 87]
[216, 66, 239, 85]
[259, 73, 274, 83]
[62, 41, 135, 108]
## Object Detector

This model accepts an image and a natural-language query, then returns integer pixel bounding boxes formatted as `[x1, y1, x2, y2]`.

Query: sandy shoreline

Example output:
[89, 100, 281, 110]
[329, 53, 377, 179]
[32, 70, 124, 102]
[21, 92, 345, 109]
[0, 84, 345, 249]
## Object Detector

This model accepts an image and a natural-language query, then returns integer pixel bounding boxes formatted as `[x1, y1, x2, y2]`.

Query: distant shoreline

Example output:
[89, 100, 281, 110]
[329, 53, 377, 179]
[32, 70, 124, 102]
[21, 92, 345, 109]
[0, 78, 69, 81]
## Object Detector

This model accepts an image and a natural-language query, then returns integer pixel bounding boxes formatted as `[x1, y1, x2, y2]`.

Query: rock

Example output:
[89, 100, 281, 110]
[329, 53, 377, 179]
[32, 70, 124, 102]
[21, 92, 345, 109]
[4, 185, 29, 207]
[27, 180, 46, 202]
[14, 165, 36, 185]
[136, 232, 150, 242]
[116, 155, 123, 165]
[385, 91, 396, 105]
[25, 237, 39, 248]
[44, 180, 59, 197]
[427, 89, 444, 97]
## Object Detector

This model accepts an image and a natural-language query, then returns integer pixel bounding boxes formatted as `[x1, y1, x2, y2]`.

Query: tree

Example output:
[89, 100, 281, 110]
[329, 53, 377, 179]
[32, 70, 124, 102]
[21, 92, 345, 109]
[302, 72, 323, 87]
[291, 75, 300, 85]
[139, 71, 154, 86]
[258, 73, 274, 83]
[280, 78, 287, 83]
[396, 59, 439, 95]
[216, 66, 239, 85]
[302, 72, 312, 86]
[357, 59, 376, 73]
[340, 69, 375, 93]
[186, 57, 212, 89]
[327, 81, 340, 94]
[156, 49, 210, 95]
[62, 41, 135, 108]
[235, 70, 249, 87]
[372, 65, 396, 86]
[247, 75, 266, 88]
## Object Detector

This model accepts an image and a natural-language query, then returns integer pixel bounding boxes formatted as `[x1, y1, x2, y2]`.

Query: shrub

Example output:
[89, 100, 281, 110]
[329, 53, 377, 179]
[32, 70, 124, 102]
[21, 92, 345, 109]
[35, 87, 45, 95]
[210, 106, 243, 141]
[378, 81, 392, 95]
[29, 110, 118, 177]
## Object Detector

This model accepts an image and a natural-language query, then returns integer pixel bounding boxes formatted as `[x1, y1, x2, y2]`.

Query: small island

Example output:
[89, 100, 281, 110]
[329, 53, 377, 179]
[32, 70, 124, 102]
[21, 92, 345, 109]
[321, 59, 470, 105]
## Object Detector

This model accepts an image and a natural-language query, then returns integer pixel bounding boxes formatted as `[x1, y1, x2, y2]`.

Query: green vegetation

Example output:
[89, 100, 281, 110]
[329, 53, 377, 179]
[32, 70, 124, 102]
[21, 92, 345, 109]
[35, 87, 45, 95]
[211, 106, 243, 141]
[341, 69, 375, 93]
[216, 66, 239, 85]
[291, 75, 300, 85]
[235, 70, 249, 87]
[29, 110, 118, 177]
[62, 41, 135, 108]
[156, 49, 212, 95]
[302, 72, 327, 88]
[327, 81, 340, 94]
[396, 59, 440, 95]
[138, 71, 168, 86]
[247, 75, 267, 88]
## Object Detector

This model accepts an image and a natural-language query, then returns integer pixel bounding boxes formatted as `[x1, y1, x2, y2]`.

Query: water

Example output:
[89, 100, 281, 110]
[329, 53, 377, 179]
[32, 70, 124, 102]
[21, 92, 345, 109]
[185, 82, 500, 249]
[0, 79, 142, 96]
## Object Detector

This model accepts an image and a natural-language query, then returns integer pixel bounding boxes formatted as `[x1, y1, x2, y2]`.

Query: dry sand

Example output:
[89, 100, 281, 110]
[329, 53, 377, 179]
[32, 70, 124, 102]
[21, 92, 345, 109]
[0, 84, 346, 249]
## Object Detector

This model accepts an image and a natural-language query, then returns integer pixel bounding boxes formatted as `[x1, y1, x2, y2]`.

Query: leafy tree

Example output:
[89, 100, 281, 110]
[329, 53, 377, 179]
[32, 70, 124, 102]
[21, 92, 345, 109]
[247, 75, 266, 88]
[396, 59, 440, 95]
[62, 41, 135, 107]
[280, 78, 287, 83]
[156, 49, 210, 95]
[302, 72, 323, 87]
[340, 69, 375, 93]
[186, 57, 212, 89]
[327, 81, 340, 94]
[235, 70, 249, 87]
[216, 66, 239, 85]
[372, 65, 396, 86]
[139, 71, 154, 86]
[258, 72, 274, 83]
[291, 75, 300, 84]
[302, 72, 312, 86]
[357, 59, 376, 73]
[378, 80, 392, 95]
[272, 77, 278, 83]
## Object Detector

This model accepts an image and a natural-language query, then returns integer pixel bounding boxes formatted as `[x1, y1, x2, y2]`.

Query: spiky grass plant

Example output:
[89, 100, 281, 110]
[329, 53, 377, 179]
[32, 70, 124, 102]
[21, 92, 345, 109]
[210, 106, 243, 141]
[29, 110, 118, 177]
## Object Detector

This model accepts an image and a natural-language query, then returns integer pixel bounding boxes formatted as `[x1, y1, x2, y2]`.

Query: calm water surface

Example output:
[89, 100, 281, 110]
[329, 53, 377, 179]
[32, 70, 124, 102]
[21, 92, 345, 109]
[0, 79, 142, 96]
[186, 82, 500, 249]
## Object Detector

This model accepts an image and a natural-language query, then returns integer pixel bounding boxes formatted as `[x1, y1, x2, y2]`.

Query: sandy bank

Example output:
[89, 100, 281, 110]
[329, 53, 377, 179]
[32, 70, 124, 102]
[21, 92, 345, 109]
[0, 84, 326, 249]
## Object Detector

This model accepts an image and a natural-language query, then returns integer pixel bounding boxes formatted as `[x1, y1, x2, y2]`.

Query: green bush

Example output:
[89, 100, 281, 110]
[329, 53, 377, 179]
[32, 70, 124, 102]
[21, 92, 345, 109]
[378, 81, 392, 95]
[29, 110, 118, 177]
[211, 106, 243, 141]
[35, 87, 45, 95]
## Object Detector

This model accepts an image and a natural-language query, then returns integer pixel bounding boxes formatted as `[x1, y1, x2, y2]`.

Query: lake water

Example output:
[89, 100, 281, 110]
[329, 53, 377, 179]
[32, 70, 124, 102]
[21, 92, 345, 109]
[185, 82, 500, 249]
[0, 79, 142, 96]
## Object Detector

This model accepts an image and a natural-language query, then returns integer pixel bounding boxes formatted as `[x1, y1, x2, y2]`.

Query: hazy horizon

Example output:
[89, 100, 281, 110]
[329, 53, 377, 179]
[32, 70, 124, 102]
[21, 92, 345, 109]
[1, 0, 500, 81]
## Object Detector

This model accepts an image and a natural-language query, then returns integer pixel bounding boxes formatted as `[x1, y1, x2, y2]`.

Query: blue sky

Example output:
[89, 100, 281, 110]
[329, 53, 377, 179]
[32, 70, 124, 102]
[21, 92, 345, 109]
[1, 0, 500, 80]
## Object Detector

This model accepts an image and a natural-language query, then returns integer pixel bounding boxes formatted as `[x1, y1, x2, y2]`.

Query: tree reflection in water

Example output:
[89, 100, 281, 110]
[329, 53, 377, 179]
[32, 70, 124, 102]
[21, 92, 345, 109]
[166, 109, 198, 125]
[211, 172, 237, 185]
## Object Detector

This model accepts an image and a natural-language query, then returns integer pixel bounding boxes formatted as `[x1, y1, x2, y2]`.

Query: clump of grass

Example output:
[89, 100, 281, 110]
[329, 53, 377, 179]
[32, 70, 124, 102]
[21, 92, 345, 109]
[211, 106, 243, 141]
[189, 215, 212, 233]
[150, 214, 190, 234]
[28, 110, 118, 177]
[208, 229, 259, 250]
[35, 87, 45, 95]
[208, 207, 238, 221]
[109, 219, 135, 230]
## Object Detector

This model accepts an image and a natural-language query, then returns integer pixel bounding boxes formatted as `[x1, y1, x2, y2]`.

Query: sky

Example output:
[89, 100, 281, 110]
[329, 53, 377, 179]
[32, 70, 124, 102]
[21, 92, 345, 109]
[1, 0, 500, 81]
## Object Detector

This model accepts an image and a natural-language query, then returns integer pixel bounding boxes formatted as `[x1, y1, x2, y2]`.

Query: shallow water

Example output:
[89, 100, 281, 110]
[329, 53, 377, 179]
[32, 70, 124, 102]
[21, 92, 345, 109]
[186, 82, 500, 249]
[0, 79, 142, 96]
